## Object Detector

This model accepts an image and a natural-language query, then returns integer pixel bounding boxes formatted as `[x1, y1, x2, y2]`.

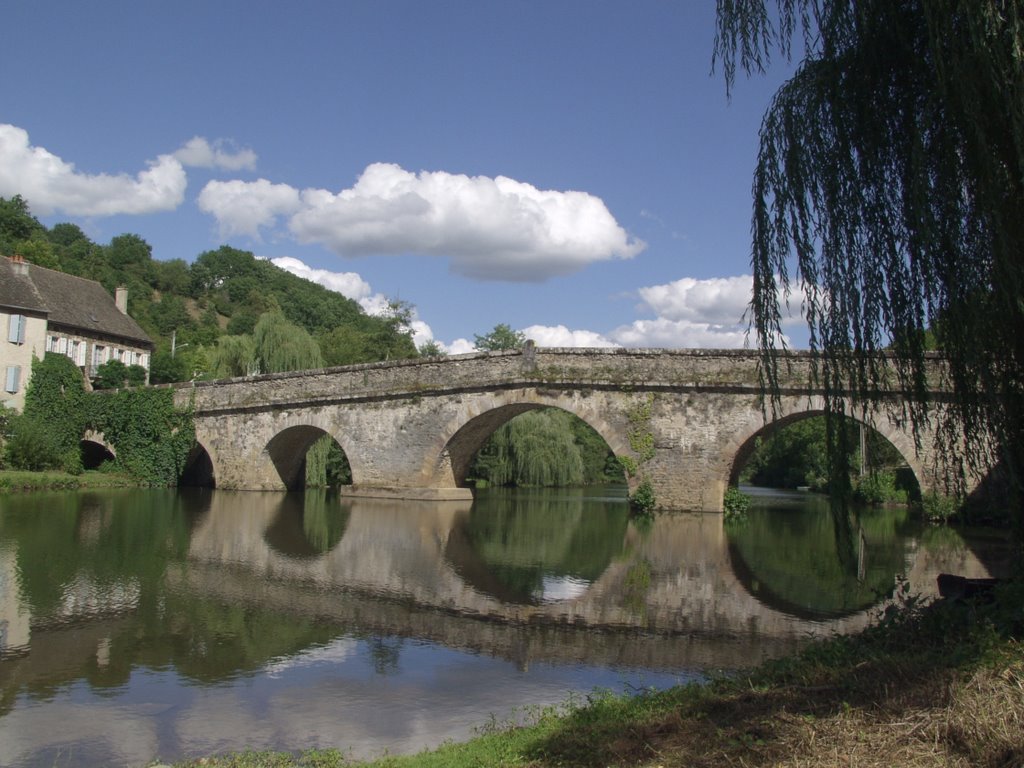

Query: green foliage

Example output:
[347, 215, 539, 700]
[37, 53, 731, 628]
[0, 194, 45, 247]
[3, 414, 63, 471]
[853, 471, 909, 505]
[97, 360, 130, 389]
[474, 323, 526, 351]
[741, 415, 913, 497]
[723, 486, 751, 521]
[93, 359, 129, 389]
[253, 311, 323, 374]
[88, 388, 195, 486]
[715, 1, 1024, 531]
[418, 339, 446, 357]
[469, 409, 620, 488]
[149, 349, 189, 384]
[471, 410, 585, 487]
[304, 435, 331, 488]
[3, 208, 429, 386]
[325, 439, 352, 485]
[922, 491, 962, 522]
[125, 364, 147, 387]
[211, 334, 258, 378]
[22, 353, 87, 465]
[628, 477, 656, 517]
[625, 395, 656, 466]
[742, 417, 831, 490]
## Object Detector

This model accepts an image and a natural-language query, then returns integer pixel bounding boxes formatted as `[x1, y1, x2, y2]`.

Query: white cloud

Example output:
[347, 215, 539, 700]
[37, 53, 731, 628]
[199, 179, 302, 239]
[446, 338, 477, 355]
[174, 136, 257, 171]
[0, 123, 186, 216]
[602, 274, 761, 349]
[269, 256, 373, 302]
[198, 162, 645, 282]
[609, 318, 749, 349]
[637, 275, 753, 326]
[520, 324, 617, 348]
[408, 320, 434, 349]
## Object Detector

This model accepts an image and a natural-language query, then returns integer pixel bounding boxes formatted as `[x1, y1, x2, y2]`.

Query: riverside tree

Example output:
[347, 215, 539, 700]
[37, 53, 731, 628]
[474, 323, 526, 351]
[715, 0, 1024, 526]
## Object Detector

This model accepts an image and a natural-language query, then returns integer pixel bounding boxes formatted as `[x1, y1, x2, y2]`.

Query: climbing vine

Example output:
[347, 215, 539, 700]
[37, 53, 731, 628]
[4, 355, 196, 484]
[87, 388, 195, 486]
[620, 394, 658, 514]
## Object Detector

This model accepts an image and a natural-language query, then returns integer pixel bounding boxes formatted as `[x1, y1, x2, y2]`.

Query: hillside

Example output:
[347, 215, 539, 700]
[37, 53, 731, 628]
[0, 195, 418, 383]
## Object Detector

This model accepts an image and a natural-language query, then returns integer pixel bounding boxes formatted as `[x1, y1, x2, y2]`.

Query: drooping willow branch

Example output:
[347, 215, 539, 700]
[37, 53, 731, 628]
[716, 0, 1024, 523]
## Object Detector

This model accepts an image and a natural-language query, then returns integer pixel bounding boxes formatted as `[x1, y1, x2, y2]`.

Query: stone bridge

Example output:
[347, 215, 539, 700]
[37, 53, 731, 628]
[175, 346, 957, 511]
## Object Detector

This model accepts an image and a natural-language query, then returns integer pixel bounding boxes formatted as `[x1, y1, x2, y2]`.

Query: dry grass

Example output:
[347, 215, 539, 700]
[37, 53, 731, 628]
[577, 652, 1024, 768]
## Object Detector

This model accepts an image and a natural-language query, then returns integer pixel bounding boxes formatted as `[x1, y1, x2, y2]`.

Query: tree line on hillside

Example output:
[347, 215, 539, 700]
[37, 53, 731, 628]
[1, 195, 628, 490]
[0, 195, 419, 385]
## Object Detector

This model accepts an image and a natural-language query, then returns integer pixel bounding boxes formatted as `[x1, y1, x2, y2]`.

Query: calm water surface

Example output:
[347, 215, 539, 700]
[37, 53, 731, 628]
[0, 485, 1010, 767]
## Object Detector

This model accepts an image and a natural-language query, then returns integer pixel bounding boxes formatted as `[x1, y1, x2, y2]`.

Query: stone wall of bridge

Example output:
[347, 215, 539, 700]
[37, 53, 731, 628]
[174, 347, 955, 511]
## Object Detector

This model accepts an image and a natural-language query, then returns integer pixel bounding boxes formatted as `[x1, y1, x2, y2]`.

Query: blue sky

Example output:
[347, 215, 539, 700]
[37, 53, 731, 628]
[0, 1, 804, 352]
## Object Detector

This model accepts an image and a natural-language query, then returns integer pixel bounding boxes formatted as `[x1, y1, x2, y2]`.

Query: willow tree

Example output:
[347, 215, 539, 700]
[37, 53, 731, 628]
[473, 410, 586, 487]
[211, 334, 258, 378]
[250, 311, 338, 487]
[715, 1, 1024, 527]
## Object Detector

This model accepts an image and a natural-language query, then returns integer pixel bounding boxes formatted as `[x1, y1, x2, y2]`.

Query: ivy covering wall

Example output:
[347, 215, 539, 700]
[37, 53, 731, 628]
[2, 352, 194, 485]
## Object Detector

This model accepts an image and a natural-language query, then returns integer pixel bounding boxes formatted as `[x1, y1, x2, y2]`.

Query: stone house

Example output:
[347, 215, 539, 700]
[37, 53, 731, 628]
[0, 255, 153, 410]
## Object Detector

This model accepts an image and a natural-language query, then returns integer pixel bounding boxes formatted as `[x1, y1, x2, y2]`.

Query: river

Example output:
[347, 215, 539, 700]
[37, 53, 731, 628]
[0, 485, 1011, 767]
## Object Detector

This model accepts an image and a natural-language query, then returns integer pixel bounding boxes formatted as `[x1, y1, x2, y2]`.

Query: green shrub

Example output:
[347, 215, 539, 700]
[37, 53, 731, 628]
[125, 364, 148, 387]
[922, 491, 961, 522]
[61, 447, 84, 475]
[723, 485, 751, 522]
[853, 471, 909, 505]
[4, 415, 63, 471]
[629, 477, 657, 517]
[93, 359, 129, 389]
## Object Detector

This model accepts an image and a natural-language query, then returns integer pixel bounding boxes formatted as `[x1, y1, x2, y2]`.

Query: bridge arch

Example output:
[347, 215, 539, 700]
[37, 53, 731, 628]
[720, 396, 928, 497]
[80, 430, 115, 469]
[427, 391, 630, 489]
[180, 441, 217, 488]
[263, 491, 351, 559]
[264, 424, 355, 491]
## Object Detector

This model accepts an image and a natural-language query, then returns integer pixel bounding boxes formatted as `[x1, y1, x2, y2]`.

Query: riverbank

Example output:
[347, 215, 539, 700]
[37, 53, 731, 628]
[0, 468, 143, 492]
[172, 579, 1022, 768]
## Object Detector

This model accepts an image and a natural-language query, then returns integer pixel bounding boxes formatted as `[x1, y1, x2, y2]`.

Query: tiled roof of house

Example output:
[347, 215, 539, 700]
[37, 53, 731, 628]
[0, 257, 153, 347]
[0, 257, 48, 314]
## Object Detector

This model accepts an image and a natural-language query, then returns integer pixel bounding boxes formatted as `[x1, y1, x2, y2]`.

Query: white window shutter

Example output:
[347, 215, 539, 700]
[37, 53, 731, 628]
[5, 366, 21, 393]
[8, 314, 25, 344]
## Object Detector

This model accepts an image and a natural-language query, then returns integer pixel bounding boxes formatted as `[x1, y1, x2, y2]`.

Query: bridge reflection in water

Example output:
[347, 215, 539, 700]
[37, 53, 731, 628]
[177, 489, 1001, 663]
[0, 487, 1010, 767]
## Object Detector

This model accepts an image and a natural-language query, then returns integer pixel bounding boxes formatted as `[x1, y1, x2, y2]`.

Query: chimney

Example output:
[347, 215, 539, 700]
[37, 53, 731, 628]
[115, 286, 128, 314]
[9, 254, 28, 277]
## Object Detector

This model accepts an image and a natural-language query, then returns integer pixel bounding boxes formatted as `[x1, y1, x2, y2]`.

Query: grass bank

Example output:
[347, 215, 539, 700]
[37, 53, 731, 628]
[172, 579, 1023, 768]
[0, 468, 143, 492]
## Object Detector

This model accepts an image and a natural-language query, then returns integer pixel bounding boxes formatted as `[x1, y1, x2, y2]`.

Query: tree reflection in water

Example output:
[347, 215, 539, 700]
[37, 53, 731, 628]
[726, 490, 920, 619]
[444, 486, 630, 604]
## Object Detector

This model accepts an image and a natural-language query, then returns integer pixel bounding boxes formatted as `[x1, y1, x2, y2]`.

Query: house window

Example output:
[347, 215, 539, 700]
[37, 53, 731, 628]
[47, 335, 58, 352]
[71, 340, 85, 366]
[7, 314, 26, 344]
[93, 345, 106, 367]
[4, 366, 21, 393]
